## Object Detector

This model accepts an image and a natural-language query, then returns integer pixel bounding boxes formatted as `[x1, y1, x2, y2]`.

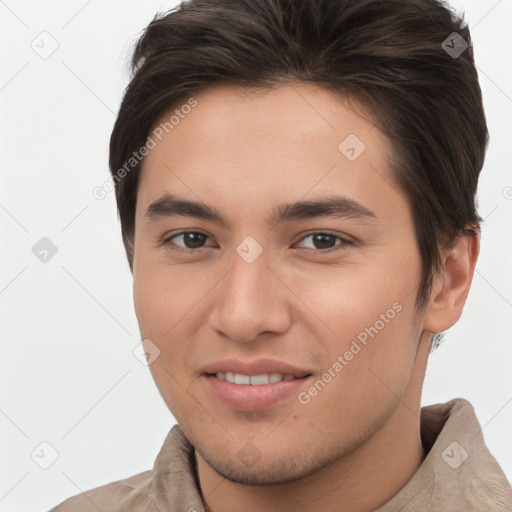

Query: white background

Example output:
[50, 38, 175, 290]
[1, 1, 511, 510]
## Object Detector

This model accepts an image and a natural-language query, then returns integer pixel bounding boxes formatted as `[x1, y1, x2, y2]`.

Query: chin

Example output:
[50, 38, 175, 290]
[196, 442, 334, 486]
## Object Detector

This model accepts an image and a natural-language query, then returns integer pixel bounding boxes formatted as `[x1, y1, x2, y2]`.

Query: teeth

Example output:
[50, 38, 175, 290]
[234, 373, 250, 385]
[250, 374, 270, 385]
[215, 372, 298, 385]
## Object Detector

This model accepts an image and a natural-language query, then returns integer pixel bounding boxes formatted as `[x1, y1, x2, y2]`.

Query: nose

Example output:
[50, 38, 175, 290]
[207, 249, 292, 344]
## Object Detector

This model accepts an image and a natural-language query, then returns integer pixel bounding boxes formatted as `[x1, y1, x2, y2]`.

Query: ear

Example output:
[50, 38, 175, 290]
[422, 230, 480, 334]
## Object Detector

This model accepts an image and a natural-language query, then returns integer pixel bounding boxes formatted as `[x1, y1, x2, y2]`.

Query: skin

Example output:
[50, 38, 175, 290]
[132, 83, 479, 512]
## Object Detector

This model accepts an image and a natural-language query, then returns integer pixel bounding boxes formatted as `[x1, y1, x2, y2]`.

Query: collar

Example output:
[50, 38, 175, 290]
[377, 398, 512, 510]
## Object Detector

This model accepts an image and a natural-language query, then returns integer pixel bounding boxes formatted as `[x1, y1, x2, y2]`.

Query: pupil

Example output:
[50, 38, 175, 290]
[184, 233, 206, 249]
[314, 234, 335, 249]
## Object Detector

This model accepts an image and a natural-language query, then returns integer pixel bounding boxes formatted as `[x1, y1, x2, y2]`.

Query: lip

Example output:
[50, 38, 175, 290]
[200, 358, 312, 378]
[200, 358, 314, 411]
[202, 374, 312, 411]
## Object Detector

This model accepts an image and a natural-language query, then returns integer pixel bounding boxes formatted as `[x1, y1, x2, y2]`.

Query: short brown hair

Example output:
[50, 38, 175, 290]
[109, 0, 488, 313]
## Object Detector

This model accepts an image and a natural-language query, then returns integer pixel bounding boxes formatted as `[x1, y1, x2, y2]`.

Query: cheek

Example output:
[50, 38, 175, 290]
[132, 256, 212, 383]
[296, 251, 418, 343]
[133, 267, 200, 414]
[298, 256, 421, 401]
[297, 302, 420, 444]
[133, 253, 196, 335]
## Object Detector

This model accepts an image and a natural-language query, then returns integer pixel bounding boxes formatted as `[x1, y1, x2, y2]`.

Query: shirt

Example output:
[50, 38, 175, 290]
[49, 398, 512, 511]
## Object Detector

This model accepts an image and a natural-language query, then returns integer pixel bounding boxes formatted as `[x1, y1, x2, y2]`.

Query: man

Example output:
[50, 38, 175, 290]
[51, 0, 512, 510]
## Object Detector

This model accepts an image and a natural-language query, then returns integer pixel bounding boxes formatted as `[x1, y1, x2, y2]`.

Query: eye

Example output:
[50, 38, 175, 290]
[162, 231, 213, 252]
[295, 232, 353, 253]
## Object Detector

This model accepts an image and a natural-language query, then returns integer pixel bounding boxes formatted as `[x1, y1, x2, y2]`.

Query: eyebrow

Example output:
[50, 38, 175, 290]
[144, 193, 377, 229]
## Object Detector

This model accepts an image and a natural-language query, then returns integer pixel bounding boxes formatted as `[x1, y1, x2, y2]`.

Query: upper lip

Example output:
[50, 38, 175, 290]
[201, 358, 313, 378]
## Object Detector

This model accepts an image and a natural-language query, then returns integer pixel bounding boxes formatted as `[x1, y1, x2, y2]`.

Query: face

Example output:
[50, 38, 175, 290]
[132, 83, 425, 484]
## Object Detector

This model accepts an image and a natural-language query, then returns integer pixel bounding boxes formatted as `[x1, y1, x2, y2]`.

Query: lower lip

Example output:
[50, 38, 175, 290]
[203, 374, 311, 411]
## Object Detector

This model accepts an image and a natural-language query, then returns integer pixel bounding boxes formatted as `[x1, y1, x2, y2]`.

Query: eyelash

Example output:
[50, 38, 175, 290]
[161, 231, 353, 255]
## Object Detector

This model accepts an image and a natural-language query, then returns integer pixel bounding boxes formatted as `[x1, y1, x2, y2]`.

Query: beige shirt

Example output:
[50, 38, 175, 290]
[50, 398, 512, 511]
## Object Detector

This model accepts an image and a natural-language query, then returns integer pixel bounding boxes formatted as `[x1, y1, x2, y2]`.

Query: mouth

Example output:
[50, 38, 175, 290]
[202, 368, 313, 411]
[209, 371, 311, 385]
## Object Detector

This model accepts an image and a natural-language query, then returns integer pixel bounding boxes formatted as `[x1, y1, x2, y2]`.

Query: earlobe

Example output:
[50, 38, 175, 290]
[422, 231, 480, 334]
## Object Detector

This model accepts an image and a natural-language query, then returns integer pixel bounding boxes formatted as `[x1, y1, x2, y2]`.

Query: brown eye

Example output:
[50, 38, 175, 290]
[295, 232, 353, 253]
[163, 231, 212, 252]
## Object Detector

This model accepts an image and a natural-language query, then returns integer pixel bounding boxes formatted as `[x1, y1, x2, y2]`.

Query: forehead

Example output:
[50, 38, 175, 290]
[136, 83, 402, 223]
[145, 83, 381, 153]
